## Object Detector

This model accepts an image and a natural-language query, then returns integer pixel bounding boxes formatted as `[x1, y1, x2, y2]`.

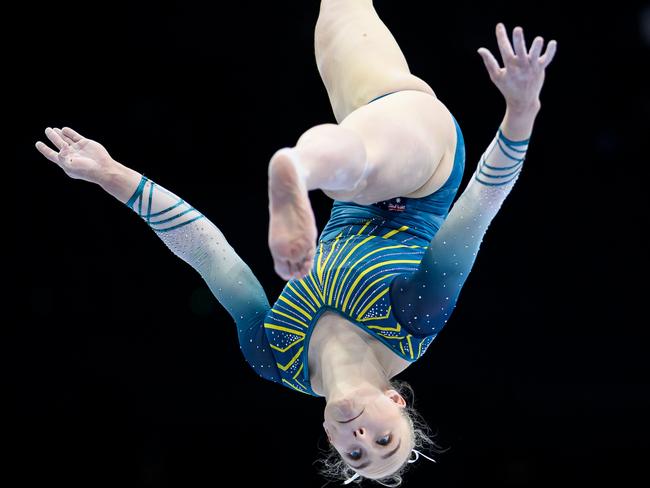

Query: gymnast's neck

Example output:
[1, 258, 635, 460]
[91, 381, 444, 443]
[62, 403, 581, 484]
[309, 314, 394, 399]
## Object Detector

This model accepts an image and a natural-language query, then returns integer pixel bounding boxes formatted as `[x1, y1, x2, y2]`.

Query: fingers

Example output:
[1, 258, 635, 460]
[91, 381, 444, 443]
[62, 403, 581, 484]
[512, 26, 528, 59]
[34, 140, 60, 164]
[477, 47, 502, 79]
[44, 127, 68, 150]
[529, 36, 544, 61]
[495, 23, 516, 65]
[54, 127, 75, 145]
[495, 23, 557, 70]
[539, 40, 558, 68]
[62, 126, 84, 143]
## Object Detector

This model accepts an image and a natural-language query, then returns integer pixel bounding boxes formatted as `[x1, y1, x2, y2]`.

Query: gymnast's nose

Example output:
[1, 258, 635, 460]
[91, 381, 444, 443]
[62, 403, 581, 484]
[353, 427, 365, 438]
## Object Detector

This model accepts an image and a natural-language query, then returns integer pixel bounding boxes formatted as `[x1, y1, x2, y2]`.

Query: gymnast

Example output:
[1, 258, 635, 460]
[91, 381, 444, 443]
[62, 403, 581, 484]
[35, 1, 556, 485]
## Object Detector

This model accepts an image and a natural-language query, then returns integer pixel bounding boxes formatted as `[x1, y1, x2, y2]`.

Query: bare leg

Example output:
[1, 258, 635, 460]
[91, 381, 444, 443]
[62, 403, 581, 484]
[268, 1, 457, 281]
[267, 94, 455, 282]
[268, 124, 368, 282]
[312, 0, 454, 206]
[315, 0, 435, 122]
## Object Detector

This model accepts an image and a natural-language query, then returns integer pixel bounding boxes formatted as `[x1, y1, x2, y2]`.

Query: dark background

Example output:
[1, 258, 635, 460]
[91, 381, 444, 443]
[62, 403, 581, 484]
[6, 1, 649, 486]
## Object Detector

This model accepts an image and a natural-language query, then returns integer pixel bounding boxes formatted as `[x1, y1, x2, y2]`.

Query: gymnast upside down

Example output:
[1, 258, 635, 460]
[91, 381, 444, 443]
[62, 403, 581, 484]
[35, 1, 556, 485]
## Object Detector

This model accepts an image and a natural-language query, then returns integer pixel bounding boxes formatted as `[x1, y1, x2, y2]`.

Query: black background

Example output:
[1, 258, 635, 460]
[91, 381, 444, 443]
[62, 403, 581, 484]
[7, 1, 649, 486]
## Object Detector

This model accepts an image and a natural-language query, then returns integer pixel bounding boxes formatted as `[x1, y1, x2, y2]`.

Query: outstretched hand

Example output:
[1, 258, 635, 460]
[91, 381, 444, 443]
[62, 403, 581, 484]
[35, 127, 116, 184]
[477, 23, 557, 111]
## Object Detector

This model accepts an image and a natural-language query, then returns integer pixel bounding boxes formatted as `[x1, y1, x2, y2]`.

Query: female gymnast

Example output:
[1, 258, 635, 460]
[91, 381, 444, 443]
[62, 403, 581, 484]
[35, 1, 556, 485]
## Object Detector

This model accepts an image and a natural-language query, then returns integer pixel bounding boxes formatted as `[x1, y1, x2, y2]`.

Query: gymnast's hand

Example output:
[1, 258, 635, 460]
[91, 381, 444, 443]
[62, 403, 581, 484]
[477, 23, 557, 112]
[35, 127, 116, 184]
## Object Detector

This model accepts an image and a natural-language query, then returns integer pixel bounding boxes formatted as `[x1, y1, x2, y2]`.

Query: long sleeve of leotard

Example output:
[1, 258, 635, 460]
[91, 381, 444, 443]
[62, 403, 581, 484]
[123, 174, 281, 383]
[390, 128, 530, 335]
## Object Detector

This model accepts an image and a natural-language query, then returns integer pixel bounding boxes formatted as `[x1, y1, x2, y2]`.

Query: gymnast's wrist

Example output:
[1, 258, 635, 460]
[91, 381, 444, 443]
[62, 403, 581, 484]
[506, 97, 541, 115]
[98, 161, 144, 204]
[502, 102, 539, 141]
[97, 159, 125, 187]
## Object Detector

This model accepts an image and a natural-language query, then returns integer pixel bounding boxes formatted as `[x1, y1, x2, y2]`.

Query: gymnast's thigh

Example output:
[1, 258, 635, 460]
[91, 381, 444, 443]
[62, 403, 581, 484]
[330, 90, 456, 205]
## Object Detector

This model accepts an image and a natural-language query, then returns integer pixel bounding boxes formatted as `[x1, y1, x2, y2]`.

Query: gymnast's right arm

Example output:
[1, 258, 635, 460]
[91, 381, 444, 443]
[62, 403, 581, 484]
[34, 127, 282, 383]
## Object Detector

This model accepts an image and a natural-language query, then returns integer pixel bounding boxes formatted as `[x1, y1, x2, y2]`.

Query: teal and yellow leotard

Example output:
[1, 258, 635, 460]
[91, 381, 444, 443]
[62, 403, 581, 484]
[263, 113, 465, 396]
[122, 92, 530, 398]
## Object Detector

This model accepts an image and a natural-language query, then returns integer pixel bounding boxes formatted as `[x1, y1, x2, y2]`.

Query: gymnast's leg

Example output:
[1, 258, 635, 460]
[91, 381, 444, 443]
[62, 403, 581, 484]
[268, 0, 456, 282]
[315, 0, 435, 122]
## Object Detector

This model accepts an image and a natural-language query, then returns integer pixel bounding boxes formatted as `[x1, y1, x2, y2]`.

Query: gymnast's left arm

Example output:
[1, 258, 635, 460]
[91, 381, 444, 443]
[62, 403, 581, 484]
[35, 128, 281, 383]
[391, 24, 557, 332]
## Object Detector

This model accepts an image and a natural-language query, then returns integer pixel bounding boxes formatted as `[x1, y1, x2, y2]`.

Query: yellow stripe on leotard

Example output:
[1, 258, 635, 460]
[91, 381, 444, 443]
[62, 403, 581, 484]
[316, 242, 325, 282]
[367, 317, 401, 331]
[336, 243, 411, 309]
[355, 287, 390, 320]
[287, 282, 317, 314]
[342, 259, 420, 312]
[293, 362, 304, 380]
[269, 336, 304, 353]
[278, 295, 312, 321]
[357, 219, 372, 235]
[324, 236, 355, 301]
[350, 273, 398, 316]
[269, 309, 309, 329]
[276, 346, 304, 371]
[264, 323, 306, 336]
[330, 235, 377, 306]
[298, 278, 322, 308]
[382, 225, 409, 239]
[308, 272, 325, 302]
[319, 234, 341, 281]
[282, 378, 306, 392]
[264, 218, 441, 397]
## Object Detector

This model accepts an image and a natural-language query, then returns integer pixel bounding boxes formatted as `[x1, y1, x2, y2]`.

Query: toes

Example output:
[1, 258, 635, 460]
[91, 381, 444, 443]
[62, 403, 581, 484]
[271, 242, 316, 280]
[300, 254, 314, 275]
[287, 260, 298, 279]
[294, 252, 314, 280]
[298, 260, 312, 278]
[273, 253, 308, 281]
[274, 259, 292, 281]
[287, 260, 299, 280]
[275, 258, 312, 281]
[281, 257, 310, 281]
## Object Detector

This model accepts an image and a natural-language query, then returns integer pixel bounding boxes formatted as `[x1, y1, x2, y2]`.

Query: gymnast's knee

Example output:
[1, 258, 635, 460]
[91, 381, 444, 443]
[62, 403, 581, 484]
[296, 124, 368, 174]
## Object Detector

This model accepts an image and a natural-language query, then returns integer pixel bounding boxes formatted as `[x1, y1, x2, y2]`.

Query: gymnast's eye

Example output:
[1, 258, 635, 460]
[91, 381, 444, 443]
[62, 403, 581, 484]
[348, 449, 362, 461]
[377, 434, 392, 446]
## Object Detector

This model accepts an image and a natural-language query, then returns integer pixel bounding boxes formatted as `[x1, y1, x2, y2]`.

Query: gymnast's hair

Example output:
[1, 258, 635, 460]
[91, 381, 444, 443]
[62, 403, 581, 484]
[314, 380, 449, 486]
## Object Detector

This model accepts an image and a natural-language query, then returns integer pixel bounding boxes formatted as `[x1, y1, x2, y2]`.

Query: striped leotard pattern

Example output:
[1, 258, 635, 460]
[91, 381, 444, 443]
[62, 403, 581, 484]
[119, 101, 529, 399]
[263, 222, 438, 396]
[263, 112, 466, 396]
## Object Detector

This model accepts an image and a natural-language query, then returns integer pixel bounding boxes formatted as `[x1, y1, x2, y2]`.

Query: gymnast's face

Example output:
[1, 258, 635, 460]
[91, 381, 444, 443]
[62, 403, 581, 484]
[322, 388, 411, 478]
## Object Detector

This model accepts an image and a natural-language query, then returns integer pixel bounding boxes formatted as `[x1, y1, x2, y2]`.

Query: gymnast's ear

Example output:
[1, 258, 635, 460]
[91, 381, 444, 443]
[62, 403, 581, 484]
[323, 423, 333, 443]
[384, 389, 407, 408]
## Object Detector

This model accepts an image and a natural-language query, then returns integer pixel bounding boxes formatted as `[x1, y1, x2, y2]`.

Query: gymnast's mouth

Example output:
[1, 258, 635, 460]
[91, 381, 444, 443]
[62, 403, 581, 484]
[337, 408, 365, 424]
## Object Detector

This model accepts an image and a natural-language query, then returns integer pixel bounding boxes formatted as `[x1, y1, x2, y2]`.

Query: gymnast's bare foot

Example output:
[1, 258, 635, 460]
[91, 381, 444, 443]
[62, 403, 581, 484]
[268, 148, 318, 281]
